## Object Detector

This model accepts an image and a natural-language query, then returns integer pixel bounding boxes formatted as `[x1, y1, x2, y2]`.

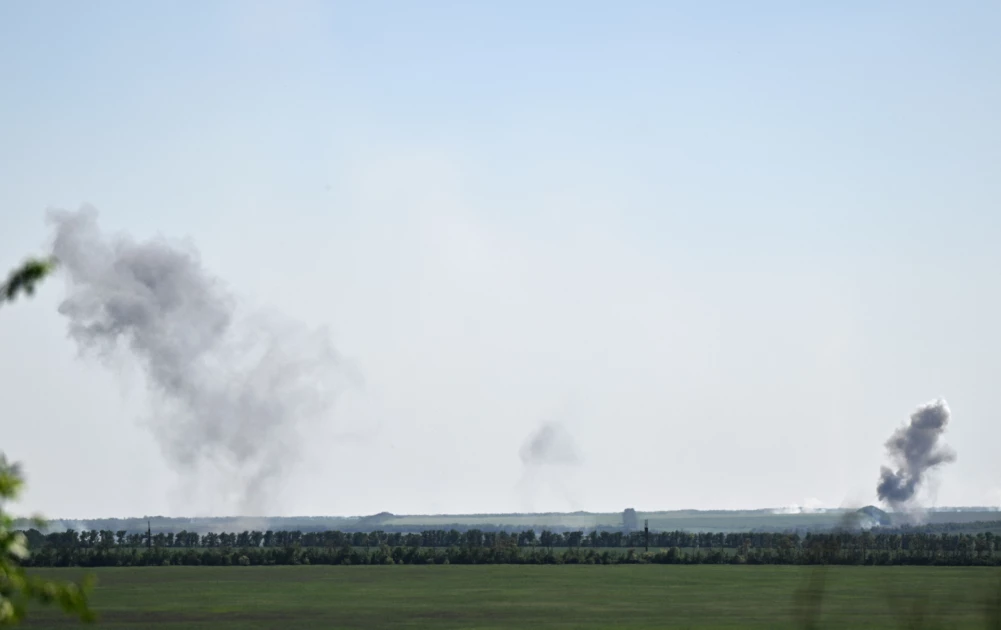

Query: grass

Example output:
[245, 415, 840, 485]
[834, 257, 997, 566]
[22, 565, 1001, 629]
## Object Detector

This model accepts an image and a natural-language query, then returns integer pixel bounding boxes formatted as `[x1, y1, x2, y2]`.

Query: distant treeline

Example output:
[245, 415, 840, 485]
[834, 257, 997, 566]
[894, 520, 1001, 535]
[30, 514, 1001, 537]
[30, 523, 1001, 538]
[30, 517, 621, 535]
[16, 528, 1001, 567]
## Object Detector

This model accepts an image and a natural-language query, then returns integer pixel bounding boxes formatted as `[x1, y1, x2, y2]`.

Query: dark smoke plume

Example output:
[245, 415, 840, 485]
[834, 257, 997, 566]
[520, 422, 579, 466]
[48, 207, 345, 514]
[877, 398, 956, 508]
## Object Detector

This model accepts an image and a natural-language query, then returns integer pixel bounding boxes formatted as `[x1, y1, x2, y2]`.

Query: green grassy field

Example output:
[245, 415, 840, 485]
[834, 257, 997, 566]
[22, 565, 1001, 629]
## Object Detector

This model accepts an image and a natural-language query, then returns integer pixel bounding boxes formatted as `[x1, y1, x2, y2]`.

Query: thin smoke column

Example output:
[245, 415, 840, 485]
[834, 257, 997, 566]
[48, 207, 345, 514]
[520, 422, 579, 466]
[876, 398, 956, 508]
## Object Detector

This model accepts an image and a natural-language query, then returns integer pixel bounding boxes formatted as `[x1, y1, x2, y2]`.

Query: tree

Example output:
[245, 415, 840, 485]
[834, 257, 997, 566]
[539, 530, 554, 551]
[566, 531, 583, 549]
[1, 257, 94, 624]
[520, 529, 536, 547]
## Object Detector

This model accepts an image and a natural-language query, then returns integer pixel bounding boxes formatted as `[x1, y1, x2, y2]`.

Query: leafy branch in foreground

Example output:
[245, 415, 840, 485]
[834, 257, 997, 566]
[1, 457, 94, 624]
[1, 256, 94, 625]
[0, 257, 58, 307]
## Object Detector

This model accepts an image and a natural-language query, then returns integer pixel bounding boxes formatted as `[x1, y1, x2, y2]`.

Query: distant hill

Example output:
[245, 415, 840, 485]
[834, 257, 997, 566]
[855, 506, 892, 527]
[25, 506, 1001, 535]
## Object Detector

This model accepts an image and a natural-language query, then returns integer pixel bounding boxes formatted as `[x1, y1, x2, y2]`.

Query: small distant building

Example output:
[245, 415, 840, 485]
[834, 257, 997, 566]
[622, 508, 639, 532]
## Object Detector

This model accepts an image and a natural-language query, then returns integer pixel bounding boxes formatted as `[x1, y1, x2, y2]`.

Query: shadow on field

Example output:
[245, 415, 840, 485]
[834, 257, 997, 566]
[984, 575, 1001, 630]
[882, 581, 948, 629]
[792, 508, 1001, 629]
[793, 564, 1001, 629]
[788, 560, 1001, 624]
[792, 566, 827, 630]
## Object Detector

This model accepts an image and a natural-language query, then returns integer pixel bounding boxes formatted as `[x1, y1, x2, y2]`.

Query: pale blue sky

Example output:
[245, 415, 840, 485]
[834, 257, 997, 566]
[1, 1, 999, 518]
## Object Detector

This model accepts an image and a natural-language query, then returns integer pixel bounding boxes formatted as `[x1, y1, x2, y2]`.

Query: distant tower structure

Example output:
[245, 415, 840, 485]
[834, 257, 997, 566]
[147, 519, 152, 551]
[644, 519, 649, 552]
[622, 508, 639, 533]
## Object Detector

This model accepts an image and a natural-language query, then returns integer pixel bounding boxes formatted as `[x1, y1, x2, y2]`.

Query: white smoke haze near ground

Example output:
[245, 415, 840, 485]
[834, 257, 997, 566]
[41, 520, 91, 533]
[205, 516, 272, 534]
[877, 398, 956, 511]
[48, 206, 348, 516]
[771, 497, 827, 515]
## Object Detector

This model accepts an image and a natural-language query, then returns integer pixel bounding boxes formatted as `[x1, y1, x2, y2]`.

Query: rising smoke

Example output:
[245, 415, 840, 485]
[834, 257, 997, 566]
[520, 421, 580, 466]
[517, 421, 581, 512]
[877, 398, 956, 509]
[49, 207, 346, 514]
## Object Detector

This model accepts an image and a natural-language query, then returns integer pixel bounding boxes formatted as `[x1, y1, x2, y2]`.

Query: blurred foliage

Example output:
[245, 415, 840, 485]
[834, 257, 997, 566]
[0, 257, 58, 307]
[1, 257, 94, 625]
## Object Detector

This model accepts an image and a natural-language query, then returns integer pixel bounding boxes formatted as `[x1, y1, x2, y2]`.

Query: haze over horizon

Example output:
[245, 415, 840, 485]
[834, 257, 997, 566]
[2, 1, 999, 519]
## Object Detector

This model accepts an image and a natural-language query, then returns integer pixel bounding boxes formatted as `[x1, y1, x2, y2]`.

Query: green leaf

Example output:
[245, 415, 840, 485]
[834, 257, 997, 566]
[0, 257, 58, 306]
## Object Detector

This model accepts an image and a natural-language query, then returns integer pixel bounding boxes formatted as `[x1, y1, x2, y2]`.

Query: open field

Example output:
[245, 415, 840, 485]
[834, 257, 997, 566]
[23, 565, 1001, 629]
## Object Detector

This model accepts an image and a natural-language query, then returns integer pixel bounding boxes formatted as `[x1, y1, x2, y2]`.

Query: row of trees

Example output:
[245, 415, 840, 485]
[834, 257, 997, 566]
[34, 528, 657, 550]
[16, 538, 1001, 568]
[18, 527, 1001, 566]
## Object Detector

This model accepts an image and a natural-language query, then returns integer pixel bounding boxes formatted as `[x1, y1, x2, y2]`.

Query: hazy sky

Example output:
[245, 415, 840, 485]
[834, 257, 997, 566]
[2, 1, 999, 519]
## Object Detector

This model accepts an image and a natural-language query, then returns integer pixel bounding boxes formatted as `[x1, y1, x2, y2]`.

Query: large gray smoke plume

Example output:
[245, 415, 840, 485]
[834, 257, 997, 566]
[877, 398, 956, 509]
[49, 207, 345, 514]
[520, 422, 579, 466]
